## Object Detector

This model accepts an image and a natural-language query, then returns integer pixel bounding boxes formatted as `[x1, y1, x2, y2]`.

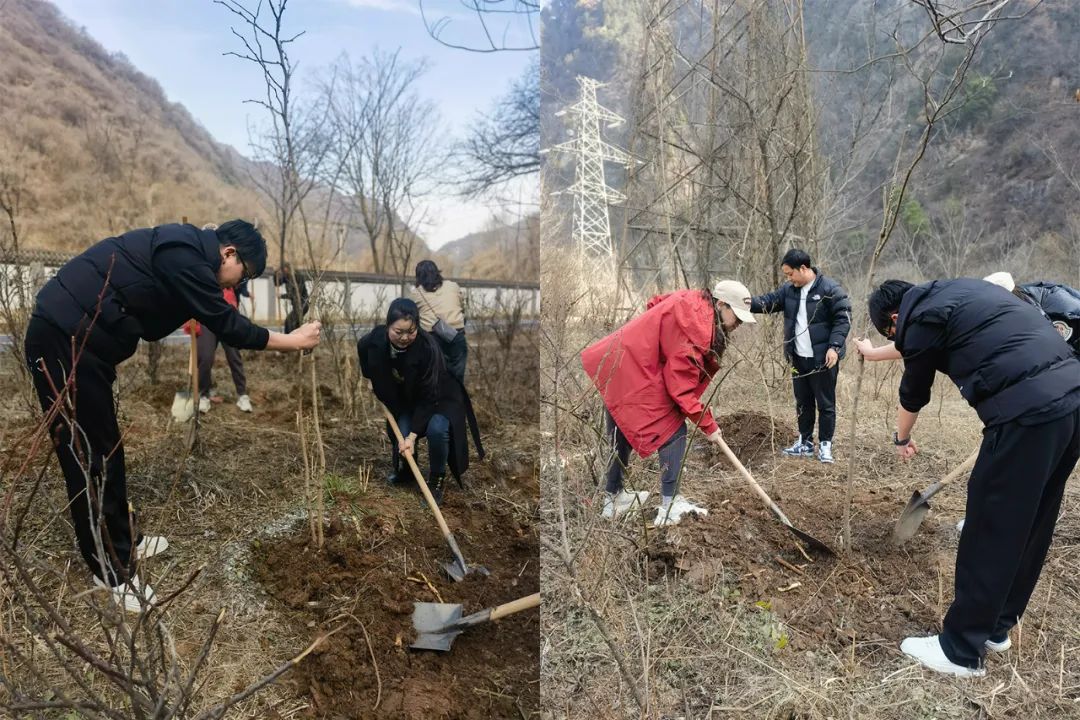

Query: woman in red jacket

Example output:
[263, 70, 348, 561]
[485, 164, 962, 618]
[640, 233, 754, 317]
[581, 280, 756, 526]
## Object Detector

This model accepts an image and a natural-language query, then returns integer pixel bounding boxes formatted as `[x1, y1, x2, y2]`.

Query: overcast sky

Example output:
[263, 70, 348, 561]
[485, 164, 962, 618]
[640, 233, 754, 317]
[49, 0, 536, 248]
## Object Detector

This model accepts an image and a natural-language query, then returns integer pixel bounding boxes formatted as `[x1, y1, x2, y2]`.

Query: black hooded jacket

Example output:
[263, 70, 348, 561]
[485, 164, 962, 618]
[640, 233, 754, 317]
[1019, 281, 1080, 356]
[894, 278, 1080, 427]
[32, 223, 268, 365]
[358, 326, 483, 480]
[750, 269, 852, 364]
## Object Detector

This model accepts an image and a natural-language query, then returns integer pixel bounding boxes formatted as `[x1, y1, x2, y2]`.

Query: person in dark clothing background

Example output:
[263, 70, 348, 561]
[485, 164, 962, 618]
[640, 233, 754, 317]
[275, 262, 309, 334]
[25, 220, 322, 612]
[358, 298, 483, 506]
[750, 249, 852, 464]
[867, 278, 1080, 677]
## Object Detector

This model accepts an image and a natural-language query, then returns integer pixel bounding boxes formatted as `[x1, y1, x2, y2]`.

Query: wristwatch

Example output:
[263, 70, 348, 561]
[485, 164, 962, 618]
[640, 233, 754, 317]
[893, 432, 910, 446]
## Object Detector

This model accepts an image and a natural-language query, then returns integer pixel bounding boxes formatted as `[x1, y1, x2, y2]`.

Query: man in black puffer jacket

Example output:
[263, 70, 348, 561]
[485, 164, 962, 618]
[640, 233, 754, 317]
[868, 278, 1080, 677]
[750, 249, 851, 464]
[26, 220, 322, 612]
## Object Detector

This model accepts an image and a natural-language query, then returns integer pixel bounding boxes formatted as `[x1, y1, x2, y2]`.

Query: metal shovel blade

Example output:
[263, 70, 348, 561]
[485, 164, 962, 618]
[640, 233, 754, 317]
[443, 558, 491, 583]
[785, 522, 836, 556]
[171, 391, 195, 422]
[892, 491, 932, 545]
[410, 601, 464, 652]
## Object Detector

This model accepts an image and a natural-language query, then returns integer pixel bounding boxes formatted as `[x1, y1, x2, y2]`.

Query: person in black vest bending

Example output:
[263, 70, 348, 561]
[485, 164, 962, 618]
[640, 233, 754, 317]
[868, 279, 1080, 677]
[358, 298, 483, 506]
[750, 249, 852, 464]
[25, 220, 322, 612]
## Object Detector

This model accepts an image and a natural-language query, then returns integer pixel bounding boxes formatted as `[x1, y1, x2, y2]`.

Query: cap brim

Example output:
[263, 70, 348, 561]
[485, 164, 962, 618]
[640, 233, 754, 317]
[732, 307, 756, 324]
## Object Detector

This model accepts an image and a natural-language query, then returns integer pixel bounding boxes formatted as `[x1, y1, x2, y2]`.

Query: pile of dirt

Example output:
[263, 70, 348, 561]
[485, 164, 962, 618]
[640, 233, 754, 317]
[252, 483, 539, 720]
[716, 411, 794, 467]
[644, 480, 951, 655]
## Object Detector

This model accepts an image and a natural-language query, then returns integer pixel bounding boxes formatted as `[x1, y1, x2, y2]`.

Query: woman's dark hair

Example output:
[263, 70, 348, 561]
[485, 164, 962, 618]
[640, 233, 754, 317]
[781, 248, 812, 271]
[868, 280, 914, 337]
[700, 289, 729, 360]
[386, 297, 421, 327]
[215, 219, 267, 278]
[415, 260, 443, 292]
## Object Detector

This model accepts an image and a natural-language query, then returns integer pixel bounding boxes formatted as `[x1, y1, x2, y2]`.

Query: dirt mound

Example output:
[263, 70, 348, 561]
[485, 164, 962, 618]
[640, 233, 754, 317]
[253, 487, 539, 719]
[717, 411, 794, 466]
[644, 483, 949, 654]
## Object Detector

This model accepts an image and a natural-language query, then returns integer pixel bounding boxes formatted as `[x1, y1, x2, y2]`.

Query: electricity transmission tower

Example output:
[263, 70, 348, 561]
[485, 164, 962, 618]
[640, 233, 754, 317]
[545, 76, 633, 267]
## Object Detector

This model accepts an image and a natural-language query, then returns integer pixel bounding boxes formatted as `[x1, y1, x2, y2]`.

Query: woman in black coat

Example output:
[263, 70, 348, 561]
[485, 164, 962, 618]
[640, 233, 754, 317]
[358, 298, 483, 503]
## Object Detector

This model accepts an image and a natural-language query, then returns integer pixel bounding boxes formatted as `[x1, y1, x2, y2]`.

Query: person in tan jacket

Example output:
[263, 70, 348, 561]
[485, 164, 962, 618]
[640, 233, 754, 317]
[409, 260, 467, 382]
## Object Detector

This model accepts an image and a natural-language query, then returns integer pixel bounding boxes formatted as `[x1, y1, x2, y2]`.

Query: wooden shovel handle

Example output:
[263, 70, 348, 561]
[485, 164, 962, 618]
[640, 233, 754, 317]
[490, 592, 541, 621]
[942, 448, 979, 485]
[923, 447, 980, 498]
[381, 405, 454, 542]
[715, 436, 793, 526]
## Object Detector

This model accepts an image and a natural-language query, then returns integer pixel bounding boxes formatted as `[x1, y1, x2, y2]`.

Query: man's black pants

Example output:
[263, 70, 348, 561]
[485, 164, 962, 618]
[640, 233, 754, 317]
[791, 354, 838, 443]
[24, 316, 135, 586]
[940, 407, 1080, 668]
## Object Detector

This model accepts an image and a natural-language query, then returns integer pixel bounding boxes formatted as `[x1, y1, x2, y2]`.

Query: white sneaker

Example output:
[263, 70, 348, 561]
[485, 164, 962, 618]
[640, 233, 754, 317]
[782, 436, 814, 458]
[198, 396, 211, 414]
[236, 394, 253, 413]
[900, 635, 985, 677]
[136, 536, 169, 561]
[985, 635, 1012, 652]
[817, 441, 834, 464]
[93, 575, 157, 613]
[601, 490, 650, 519]
[653, 495, 709, 527]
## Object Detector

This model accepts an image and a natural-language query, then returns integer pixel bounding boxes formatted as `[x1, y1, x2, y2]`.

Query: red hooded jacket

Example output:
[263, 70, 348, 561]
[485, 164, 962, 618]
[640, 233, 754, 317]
[581, 290, 720, 457]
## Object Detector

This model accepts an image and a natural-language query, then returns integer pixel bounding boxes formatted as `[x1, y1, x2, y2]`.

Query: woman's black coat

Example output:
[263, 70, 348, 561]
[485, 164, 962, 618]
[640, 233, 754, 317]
[358, 326, 483, 480]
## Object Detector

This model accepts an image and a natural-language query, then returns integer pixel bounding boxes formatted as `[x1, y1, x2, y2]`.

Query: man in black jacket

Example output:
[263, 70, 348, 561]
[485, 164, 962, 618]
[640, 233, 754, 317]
[25, 220, 322, 612]
[751, 249, 851, 463]
[868, 279, 1080, 677]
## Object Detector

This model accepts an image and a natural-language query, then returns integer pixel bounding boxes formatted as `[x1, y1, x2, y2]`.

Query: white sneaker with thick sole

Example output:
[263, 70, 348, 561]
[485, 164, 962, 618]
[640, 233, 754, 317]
[236, 394, 253, 413]
[136, 536, 169, 561]
[198, 396, 211, 414]
[93, 576, 157, 613]
[900, 635, 985, 677]
[653, 495, 708, 527]
[817, 441, 834, 464]
[601, 490, 650, 519]
[985, 635, 1011, 652]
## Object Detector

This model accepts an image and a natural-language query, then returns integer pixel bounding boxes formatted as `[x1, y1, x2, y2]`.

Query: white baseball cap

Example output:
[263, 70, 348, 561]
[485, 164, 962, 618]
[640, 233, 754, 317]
[983, 271, 1015, 292]
[712, 280, 756, 323]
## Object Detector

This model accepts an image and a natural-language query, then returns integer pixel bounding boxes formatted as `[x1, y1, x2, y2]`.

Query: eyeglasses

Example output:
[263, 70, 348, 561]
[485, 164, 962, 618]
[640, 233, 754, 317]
[234, 249, 256, 281]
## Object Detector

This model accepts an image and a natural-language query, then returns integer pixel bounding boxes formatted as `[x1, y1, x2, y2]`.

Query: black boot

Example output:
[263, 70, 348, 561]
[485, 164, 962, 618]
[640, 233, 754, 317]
[428, 472, 446, 506]
[387, 455, 404, 486]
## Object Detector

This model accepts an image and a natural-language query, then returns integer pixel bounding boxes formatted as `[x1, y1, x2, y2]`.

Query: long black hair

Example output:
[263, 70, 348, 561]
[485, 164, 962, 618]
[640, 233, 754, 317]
[700, 289, 728, 360]
[385, 297, 444, 395]
[415, 260, 443, 293]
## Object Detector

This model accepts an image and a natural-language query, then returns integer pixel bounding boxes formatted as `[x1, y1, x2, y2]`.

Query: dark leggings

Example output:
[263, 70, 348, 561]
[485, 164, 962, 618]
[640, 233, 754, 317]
[604, 411, 687, 498]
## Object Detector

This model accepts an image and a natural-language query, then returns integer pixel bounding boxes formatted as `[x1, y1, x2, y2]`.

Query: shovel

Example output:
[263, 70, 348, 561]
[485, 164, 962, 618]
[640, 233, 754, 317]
[716, 436, 835, 556]
[410, 592, 540, 652]
[381, 406, 489, 582]
[892, 448, 978, 545]
[171, 321, 199, 423]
